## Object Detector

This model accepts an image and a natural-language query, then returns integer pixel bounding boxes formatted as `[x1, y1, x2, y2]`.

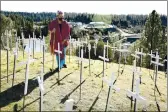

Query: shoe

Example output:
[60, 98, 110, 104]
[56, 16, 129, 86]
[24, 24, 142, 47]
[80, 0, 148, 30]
[63, 64, 67, 68]
[56, 67, 59, 72]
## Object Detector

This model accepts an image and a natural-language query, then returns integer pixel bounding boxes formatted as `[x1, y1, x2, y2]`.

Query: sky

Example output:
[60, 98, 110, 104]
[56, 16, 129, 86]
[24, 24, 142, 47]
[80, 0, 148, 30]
[1, 1, 167, 15]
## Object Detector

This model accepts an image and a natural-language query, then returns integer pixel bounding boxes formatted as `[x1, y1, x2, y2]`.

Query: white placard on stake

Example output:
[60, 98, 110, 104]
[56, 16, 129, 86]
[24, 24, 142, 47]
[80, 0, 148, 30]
[24, 48, 36, 95]
[54, 43, 62, 71]
[65, 99, 74, 111]
[127, 79, 147, 111]
[37, 76, 44, 92]
[103, 72, 120, 111]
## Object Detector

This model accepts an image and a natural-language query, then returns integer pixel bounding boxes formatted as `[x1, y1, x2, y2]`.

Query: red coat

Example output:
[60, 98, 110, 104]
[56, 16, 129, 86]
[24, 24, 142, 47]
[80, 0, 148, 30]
[48, 19, 70, 59]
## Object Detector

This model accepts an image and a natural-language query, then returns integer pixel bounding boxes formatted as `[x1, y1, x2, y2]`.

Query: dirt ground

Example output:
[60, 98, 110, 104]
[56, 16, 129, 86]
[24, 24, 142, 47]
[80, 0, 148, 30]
[0, 50, 167, 111]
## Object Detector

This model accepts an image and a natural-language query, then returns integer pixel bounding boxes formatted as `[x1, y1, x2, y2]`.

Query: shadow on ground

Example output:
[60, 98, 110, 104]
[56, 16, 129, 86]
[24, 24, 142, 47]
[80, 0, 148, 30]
[0, 69, 59, 108]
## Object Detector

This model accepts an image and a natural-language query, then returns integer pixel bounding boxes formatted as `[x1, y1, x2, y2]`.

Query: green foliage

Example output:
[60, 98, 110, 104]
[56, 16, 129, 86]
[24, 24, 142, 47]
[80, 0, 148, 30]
[1, 14, 13, 34]
[92, 14, 112, 24]
[127, 10, 167, 69]
[144, 10, 163, 51]
[2, 11, 167, 29]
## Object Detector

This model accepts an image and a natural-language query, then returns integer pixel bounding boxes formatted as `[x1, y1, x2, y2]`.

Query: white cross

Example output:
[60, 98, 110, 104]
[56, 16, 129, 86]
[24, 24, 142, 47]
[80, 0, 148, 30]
[147, 50, 162, 60]
[131, 49, 141, 79]
[77, 49, 88, 99]
[29, 35, 31, 49]
[17, 49, 36, 67]
[40, 38, 48, 47]
[39, 36, 47, 73]
[103, 72, 120, 111]
[136, 48, 146, 56]
[135, 48, 146, 70]
[37, 74, 44, 112]
[69, 36, 72, 61]
[122, 44, 130, 64]
[54, 43, 62, 71]
[116, 44, 130, 75]
[110, 45, 117, 66]
[127, 79, 147, 111]
[163, 59, 167, 62]
[116, 43, 130, 64]
[88, 43, 91, 75]
[72, 39, 77, 48]
[150, 51, 164, 95]
[24, 48, 36, 95]
[103, 72, 120, 91]
[76, 40, 84, 67]
[129, 60, 142, 81]
[99, 45, 109, 62]
[37, 76, 44, 92]
[105, 41, 110, 68]
[99, 45, 109, 88]
[92, 43, 97, 56]
[65, 99, 74, 111]
[78, 48, 89, 72]
[88, 43, 91, 51]
[13, 39, 19, 58]
[131, 49, 140, 60]
[95, 39, 98, 45]
[150, 51, 163, 67]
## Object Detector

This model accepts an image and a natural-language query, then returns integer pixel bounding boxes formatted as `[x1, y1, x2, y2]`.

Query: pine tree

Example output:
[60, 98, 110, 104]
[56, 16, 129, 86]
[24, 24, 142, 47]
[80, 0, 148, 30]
[144, 10, 163, 51]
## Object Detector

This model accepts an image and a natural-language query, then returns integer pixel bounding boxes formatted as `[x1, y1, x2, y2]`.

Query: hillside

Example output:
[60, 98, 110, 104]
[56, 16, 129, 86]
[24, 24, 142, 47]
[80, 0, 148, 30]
[0, 50, 166, 111]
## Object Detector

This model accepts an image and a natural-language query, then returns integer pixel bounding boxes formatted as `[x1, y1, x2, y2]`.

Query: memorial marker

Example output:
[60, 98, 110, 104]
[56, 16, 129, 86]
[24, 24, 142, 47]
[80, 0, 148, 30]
[105, 40, 109, 69]
[6, 30, 10, 83]
[52, 29, 56, 71]
[93, 43, 97, 57]
[33, 32, 35, 59]
[130, 50, 140, 109]
[99, 45, 109, 88]
[135, 48, 146, 84]
[22, 48, 36, 111]
[88, 43, 91, 76]
[54, 42, 62, 84]
[127, 79, 147, 112]
[102, 72, 120, 111]
[21, 32, 25, 58]
[40, 36, 47, 73]
[150, 50, 163, 97]
[69, 36, 71, 63]
[12, 39, 19, 87]
[37, 74, 44, 112]
[78, 49, 88, 99]
[109, 46, 117, 66]
[65, 99, 74, 111]
[116, 44, 130, 76]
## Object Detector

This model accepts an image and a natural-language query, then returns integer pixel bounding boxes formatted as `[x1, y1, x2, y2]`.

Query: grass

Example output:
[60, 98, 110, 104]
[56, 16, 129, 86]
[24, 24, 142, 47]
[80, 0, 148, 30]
[0, 49, 167, 111]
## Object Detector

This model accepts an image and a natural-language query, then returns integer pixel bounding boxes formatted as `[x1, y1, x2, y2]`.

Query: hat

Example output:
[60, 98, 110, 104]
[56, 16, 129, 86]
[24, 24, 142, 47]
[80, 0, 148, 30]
[57, 10, 64, 15]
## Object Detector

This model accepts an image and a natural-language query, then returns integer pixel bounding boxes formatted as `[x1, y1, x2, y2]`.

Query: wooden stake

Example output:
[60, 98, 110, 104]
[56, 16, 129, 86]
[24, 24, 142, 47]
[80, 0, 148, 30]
[33, 32, 35, 59]
[77, 48, 88, 100]
[21, 32, 25, 58]
[54, 43, 62, 84]
[99, 45, 109, 88]
[37, 75, 44, 112]
[103, 72, 120, 112]
[52, 30, 56, 71]
[6, 31, 9, 83]
[88, 43, 91, 76]
[69, 36, 71, 63]
[12, 40, 18, 87]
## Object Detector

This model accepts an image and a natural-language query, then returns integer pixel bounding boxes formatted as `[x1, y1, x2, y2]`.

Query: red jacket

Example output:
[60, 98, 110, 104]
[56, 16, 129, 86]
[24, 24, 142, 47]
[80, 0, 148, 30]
[48, 18, 70, 59]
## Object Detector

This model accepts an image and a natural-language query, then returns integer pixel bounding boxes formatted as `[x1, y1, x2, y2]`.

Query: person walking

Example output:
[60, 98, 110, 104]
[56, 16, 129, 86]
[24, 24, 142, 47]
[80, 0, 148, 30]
[48, 10, 70, 71]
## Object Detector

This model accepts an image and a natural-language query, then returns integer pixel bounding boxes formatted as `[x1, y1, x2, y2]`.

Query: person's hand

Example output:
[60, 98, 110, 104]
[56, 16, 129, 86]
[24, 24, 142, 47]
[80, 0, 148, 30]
[62, 39, 66, 44]
[52, 28, 56, 33]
